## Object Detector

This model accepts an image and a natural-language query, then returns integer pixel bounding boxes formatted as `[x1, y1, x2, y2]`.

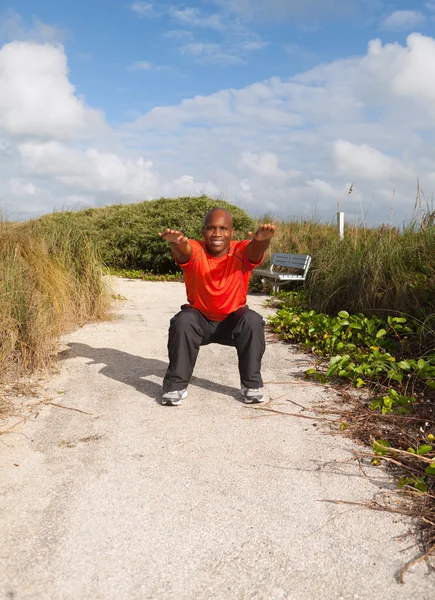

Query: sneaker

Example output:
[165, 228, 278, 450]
[162, 389, 188, 406]
[241, 387, 265, 404]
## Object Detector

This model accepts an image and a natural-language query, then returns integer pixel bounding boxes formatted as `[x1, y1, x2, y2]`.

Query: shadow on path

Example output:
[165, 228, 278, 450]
[60, 343, 242, 404]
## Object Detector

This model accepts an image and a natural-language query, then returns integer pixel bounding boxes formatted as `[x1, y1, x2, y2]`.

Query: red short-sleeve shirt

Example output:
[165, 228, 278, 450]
[176, 240, 263, 321]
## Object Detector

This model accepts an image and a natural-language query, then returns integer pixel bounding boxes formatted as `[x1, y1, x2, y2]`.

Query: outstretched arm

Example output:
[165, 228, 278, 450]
[158, 229, 192, 264]
[246, 224, 276, 263]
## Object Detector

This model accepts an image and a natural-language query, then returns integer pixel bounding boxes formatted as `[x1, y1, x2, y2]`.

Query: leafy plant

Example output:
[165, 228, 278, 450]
[270, 302, 434, 391]
[398, 475, 429, 493]
[372, 439, 391, 456]
[369, 389, 415, 414]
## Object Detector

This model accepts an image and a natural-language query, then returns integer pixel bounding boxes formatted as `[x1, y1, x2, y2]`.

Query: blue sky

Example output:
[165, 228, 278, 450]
[9, 0, 434, 120]
[2, 1, 435, 223]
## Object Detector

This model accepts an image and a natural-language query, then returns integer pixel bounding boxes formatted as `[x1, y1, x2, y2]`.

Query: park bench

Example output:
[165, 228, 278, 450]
[252, 253, 312, 293]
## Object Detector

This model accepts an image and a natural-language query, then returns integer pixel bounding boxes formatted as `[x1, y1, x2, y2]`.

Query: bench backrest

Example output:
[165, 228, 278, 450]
[271, 253, 311, 271]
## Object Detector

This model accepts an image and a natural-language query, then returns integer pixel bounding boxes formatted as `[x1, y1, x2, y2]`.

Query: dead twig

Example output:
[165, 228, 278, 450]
[286, 399, 309, 410]
[322, 498, 433, 518]
[0, 418, 28, 435]
[46, 402, 93, 415]
[264, 380, 319, 385]
[244, 405, 334, 421]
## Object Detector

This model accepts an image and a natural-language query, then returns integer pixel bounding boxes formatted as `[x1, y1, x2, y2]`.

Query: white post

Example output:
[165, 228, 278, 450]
[337, 211, 344, 240]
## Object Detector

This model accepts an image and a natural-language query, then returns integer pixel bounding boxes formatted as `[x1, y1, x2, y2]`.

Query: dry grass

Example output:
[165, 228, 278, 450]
[287, 384, 435, 578]
[0, 221, 110, 383]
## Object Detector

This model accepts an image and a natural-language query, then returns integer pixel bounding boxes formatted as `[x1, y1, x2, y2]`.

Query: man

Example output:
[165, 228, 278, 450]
[158, 208, 276, 406]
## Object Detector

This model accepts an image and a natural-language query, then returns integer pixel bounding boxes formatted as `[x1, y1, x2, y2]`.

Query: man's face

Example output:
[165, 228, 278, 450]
[202, 211, 234, 257]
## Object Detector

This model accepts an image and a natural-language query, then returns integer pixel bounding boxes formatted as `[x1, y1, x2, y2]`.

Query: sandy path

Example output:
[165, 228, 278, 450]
[1, 278, 434, 599]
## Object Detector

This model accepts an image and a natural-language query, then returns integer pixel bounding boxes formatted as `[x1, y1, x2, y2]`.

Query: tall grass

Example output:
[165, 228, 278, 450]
[261, 214, 435, 321]
[0, 221, 109, 375]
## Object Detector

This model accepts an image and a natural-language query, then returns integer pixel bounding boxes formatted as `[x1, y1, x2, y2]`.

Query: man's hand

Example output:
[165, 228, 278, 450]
[246, 223, 276, 263]
[248, 224, 276, 241]
[158, 229, 192, 264]
[159, 229, 189, 245]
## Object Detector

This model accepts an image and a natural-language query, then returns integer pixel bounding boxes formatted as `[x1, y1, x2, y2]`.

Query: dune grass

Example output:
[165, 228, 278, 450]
[0, 220, 109, 377]
[258, 213, 435, 323]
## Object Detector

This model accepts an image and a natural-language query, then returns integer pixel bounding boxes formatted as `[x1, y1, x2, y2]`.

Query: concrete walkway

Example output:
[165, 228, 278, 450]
[1, 278, 434, 599]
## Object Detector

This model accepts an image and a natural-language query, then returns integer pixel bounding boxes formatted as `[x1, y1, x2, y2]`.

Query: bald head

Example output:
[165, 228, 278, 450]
[203, 208, 233, 228]
[202, 208, 234, 257]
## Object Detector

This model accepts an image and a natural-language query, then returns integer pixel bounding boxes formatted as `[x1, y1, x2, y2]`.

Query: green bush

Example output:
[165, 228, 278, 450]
[24, 196, 255, 274]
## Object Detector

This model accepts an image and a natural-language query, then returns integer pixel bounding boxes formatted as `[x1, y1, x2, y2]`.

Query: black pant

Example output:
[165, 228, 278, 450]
[163, 306, 266, 392]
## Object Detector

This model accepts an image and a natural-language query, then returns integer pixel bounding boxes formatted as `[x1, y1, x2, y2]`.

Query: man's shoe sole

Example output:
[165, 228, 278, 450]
[242, 388, 265, 404]
[243, 396, 265, 404]
[162, 389, 188, 406]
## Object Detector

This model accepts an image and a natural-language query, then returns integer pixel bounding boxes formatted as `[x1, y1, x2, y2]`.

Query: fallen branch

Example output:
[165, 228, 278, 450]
[46, 402, 93, 415]
[264, 380, 321, 385]
[244, 405, 334, 421]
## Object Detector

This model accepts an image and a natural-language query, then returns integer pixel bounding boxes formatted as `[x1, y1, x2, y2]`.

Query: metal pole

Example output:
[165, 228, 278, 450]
[337, 211, 344, 240]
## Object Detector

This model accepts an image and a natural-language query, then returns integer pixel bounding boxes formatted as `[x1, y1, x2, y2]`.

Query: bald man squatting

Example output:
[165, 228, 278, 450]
[158, 208, 276, 406]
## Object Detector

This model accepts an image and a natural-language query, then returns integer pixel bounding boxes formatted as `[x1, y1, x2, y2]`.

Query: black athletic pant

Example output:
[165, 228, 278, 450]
[163, 306, 266, 392]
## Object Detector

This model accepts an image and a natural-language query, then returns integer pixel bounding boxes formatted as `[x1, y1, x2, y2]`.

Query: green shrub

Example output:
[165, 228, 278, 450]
[24, 196, 255, 274]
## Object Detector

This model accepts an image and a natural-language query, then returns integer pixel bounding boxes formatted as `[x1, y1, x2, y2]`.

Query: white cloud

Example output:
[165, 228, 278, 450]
[389, 35, 435, 110]
[179, 37, 267, 65]
[131, 0, 365, 23]
[239, 40, 268, 51]
[0, 41, 105, 139]
[18, 141, 158, 196]
[163, 29, 194, 41]
[333, 140, 413, 181]
[381, 10, 425, 31]
[127, 60, 154, 71]
[237, 152, 300, 180]
[129, 3, 156, 18]
[130, 3, 224, 30]
[294, 33, 435, 122]
[133, 85, 305, 130]
[213, 0, 370, 21]
[284, 44, 315, 60]
[0, 9, 65, 44]
[180, 42, 245, 65]
[129, 3, 267, 64]
[127, 60, 167, 71]
[307, 179, 338, 198]
[0, 34, 223, 218]
[5, 22, 435, 225]
[2, 176, 51, 217]
[126, 33, 435, 223]
[6, 178, 43, 197]
[170, 7, 224, 31]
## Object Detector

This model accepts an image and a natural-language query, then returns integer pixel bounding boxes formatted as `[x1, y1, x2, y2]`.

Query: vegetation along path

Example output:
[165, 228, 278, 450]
[1, 278, 434, 599]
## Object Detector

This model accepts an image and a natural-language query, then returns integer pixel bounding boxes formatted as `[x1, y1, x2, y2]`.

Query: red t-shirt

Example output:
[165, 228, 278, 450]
[176, 240, 263, 321]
